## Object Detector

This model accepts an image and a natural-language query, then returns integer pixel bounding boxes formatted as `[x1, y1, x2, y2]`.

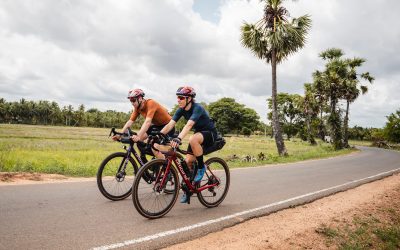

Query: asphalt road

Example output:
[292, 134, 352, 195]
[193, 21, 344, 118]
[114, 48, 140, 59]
[1, 146, 399, 250]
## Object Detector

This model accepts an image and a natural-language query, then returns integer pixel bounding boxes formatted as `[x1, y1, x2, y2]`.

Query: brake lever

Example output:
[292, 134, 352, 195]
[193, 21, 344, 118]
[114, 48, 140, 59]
[109, 127, 116, 137]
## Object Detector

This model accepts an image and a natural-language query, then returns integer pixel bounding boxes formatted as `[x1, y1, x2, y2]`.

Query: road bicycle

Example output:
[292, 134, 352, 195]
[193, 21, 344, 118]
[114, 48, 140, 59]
[97, 128, 168, 201]
[132, 133, 230, 219]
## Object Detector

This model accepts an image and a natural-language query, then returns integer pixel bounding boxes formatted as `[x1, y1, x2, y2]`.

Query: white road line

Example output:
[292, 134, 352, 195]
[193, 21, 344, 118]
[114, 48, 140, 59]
[92, 168, 400, 250]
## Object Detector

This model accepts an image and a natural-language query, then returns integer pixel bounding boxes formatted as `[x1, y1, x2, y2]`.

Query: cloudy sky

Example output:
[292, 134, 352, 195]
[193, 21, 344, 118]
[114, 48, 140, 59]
[0, 0, 399, 127]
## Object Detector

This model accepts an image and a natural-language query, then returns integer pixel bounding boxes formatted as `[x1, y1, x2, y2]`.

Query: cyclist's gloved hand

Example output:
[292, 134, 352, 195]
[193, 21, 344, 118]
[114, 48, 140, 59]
[131, 135, 140, 142]
[112, 135, 121, 141]
[170, 137, 182, 148]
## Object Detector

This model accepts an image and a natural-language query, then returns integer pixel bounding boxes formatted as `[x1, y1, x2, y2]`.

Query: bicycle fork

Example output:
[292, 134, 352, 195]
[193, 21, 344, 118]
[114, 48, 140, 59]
[152, 160, 171, 193]
[116, 155, 131, 182]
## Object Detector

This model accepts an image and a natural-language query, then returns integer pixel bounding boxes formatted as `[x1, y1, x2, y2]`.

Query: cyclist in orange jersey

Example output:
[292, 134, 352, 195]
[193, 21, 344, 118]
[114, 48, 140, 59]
[112, 89, 175, 148]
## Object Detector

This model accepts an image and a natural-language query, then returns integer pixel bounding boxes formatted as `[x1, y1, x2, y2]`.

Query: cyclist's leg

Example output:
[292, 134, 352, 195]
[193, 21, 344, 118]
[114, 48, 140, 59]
[151, 144, 164, 159]
[188, 132, 206, 182]
[179, 148, 196, 203]
[146, 124, 165, 159]
[190, 131, 216, 182]
[153, 127, 175, 160]
[136, 125, 156, 158]
[185, 153, 196, 169]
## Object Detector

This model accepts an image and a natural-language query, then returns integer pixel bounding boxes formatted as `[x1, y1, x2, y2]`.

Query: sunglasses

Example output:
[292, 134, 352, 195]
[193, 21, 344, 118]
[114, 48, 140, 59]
[129, 98, 137, 103]
[177, 96, 186, 101]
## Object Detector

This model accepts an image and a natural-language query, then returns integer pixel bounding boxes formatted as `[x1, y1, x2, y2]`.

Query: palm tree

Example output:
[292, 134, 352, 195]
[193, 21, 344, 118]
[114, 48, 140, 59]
[312, 70, 328, 140]
[240, 0, 311, 156]
[342, 58, 374, 147]
[303, 83, 318, 145]
[317, 48, 348, 149]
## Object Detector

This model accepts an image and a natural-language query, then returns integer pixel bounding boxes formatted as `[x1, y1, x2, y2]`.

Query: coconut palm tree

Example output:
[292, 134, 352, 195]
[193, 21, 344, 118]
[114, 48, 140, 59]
[240, 0, 311, 156]
[342, 58, 374, 147]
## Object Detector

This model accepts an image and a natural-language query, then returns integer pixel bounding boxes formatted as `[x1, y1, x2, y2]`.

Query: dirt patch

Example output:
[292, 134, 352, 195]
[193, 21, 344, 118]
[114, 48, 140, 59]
[165, 173, 400, 250]
[0, 172, 93, 185]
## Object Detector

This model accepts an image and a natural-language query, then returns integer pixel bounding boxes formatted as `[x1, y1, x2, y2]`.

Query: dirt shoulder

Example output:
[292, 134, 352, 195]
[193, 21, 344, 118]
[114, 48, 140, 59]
[165, 173, 400, 250]
[0, 172, 94, 185]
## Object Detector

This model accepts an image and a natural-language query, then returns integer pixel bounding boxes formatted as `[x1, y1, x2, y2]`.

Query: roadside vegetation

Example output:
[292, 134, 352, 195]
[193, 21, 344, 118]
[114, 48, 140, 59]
[316, 186, 400, 249]
[0, 124, 356, 177]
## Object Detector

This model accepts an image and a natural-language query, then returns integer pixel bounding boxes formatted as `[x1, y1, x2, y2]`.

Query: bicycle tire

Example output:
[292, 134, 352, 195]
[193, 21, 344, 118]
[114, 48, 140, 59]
[132, 159, 179, 219]
[197, 157, 230, 208]
[97, 152, 139, 201]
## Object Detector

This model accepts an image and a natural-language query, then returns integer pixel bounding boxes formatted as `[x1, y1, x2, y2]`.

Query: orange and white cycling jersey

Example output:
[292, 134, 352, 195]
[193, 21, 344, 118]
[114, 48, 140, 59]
[130, 99, 171, 126]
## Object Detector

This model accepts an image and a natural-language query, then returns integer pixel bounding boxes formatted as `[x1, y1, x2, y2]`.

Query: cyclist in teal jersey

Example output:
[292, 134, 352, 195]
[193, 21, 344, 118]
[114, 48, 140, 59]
[160, 86, 218, 203]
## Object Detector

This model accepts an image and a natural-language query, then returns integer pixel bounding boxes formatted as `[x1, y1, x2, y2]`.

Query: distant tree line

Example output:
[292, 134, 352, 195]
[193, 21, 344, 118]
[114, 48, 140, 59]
[347, 110, 400, 145]
[0, 97, 267, 136]
[0, 98, 135, 129]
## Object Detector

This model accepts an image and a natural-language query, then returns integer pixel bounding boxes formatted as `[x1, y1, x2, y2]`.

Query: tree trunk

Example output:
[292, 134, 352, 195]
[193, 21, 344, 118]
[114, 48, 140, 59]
[318, 109, 325, 140]
[343, 100, 350, 148]
[271, 49, 288, 156]
[306, 109, 317, 145]
[329, 95, 342, 150]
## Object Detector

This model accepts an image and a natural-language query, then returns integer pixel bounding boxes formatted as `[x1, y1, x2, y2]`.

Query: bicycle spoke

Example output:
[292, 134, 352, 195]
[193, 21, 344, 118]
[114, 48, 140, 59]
[97, 153, 137, 200]
[133, 159, 179, 218]
[197, 157, 230, 208]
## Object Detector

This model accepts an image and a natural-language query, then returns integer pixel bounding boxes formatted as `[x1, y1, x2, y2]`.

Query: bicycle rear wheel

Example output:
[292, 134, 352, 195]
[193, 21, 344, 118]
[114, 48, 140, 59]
[132, 159, 179, 219]
[197, 157, 230, 208]
[97, 152, 138, 201]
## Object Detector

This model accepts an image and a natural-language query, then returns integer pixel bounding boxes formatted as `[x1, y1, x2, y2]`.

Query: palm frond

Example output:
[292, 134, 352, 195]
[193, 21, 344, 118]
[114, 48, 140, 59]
[240, 22, 270, 60]
[319, 48, 344, 60]
[360, 85, 368, 94]
[361, 72, 375, 83]
[240, 0, 311, 64]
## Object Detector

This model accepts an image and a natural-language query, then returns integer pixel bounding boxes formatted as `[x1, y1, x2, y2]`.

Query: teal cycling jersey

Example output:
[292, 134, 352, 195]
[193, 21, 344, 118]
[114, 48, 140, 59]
[172, 103, 215, 132]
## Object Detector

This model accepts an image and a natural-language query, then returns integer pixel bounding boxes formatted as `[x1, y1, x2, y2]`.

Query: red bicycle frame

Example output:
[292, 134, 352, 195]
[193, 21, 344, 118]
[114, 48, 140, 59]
[154, 149, 219, 193]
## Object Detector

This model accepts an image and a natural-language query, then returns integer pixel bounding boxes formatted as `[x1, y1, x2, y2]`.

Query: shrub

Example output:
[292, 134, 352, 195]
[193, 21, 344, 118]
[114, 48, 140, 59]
[242, 127, 251, 137]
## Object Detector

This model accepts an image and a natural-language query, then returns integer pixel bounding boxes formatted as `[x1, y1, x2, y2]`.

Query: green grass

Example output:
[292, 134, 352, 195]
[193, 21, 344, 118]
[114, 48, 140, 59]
[316, 224, 339, 238]
[0, 124, 357, 177]
[209, 136, 356, 168]
[337, 217, 400, 250]
[349, 140, 373, 147]
[316, 206, 400, 250]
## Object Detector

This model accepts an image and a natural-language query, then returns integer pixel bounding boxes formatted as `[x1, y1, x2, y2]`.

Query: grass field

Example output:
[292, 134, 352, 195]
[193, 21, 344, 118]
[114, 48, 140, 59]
[0, 124, 357, 177]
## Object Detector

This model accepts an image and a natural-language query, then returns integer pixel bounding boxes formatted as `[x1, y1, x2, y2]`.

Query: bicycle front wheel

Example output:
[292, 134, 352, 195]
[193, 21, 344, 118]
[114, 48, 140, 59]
[97, 152, 138, 201]
[132, 159, 179, 219]
[197, 157, 230, 208]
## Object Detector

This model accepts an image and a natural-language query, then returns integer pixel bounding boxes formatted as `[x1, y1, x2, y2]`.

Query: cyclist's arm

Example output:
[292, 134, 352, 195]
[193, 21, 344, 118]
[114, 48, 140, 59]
[160, 120, 176, 135]
[137, 117, 152, 140]
[177, 120, 195, 140]
[121, 120, 134, 133]
[121, 110, 138, 133]
[111, 120, 133, 140]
